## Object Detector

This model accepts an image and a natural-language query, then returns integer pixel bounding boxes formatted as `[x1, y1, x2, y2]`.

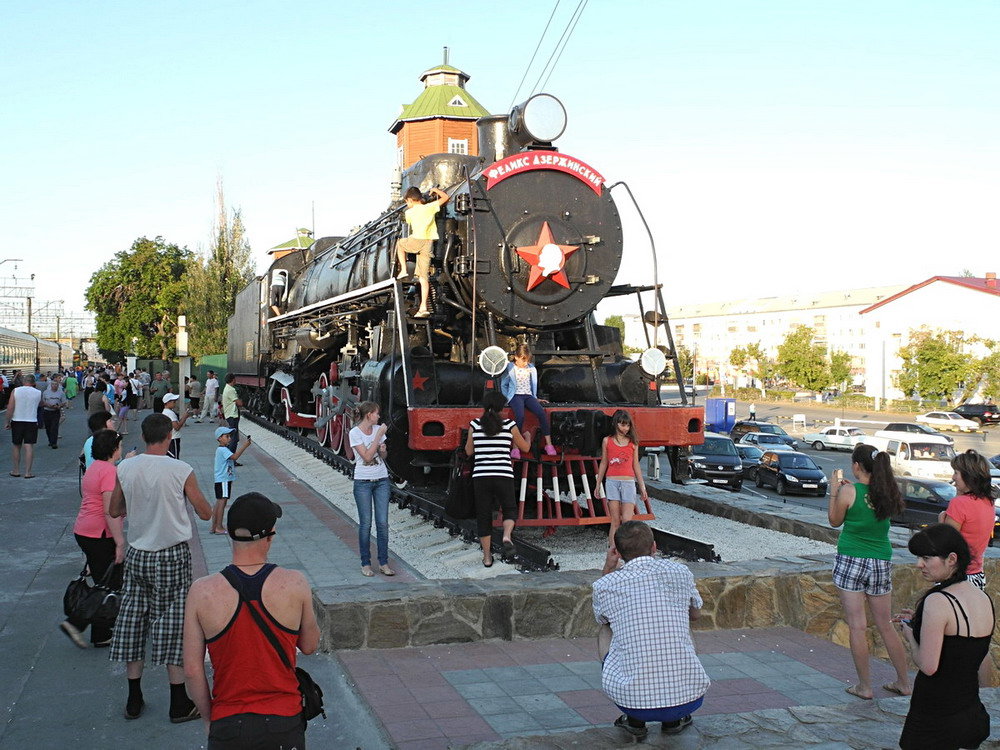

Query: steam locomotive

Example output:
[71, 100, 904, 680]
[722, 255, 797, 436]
[228, 94, 703, 489]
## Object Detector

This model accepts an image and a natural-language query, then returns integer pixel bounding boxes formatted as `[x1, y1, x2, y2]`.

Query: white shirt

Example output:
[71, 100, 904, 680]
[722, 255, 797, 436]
[10, 385, 41, 422]
[593, 556, 709, 709]
[350, 425, 388, 480]
[162, 407, 180, 440]
[116, 454, 195, 551]
[204, 377, 219, 399]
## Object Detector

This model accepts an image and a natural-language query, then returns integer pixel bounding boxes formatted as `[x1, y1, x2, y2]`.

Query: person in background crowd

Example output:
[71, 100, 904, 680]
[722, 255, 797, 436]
[89, 375, 113, 416]
[350, 402, 392, 576]
[108, 413, 212, 722]
[115, 376, 134, 435]
[594, 521, 709, 739]
[148, 371, 170, 413]
[161, 392, 188, 459]
[895, 524, 993, 750]
[465, 390, 531, 568]
[61, 429, 126, 649]
[199, 370, 219, 423]
[221, 374, 243, 458]
[828, 443, 912, 700]
[5, 374, 42, 478]
[41, 376, 69, 449]
[138, 369, 151, 410]
[183, 493, 319, 748]
[210, 427, 253, 535]
[82, 370, 96, 411]
[64, 371, 78, 400]
[82, 410, 116, 470]
[188, 375, 202, 419]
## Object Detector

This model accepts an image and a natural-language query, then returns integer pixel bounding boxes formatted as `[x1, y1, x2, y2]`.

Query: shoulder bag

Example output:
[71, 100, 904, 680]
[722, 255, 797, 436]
[64, 562, 121, 627]
[220, 568, 326, 721]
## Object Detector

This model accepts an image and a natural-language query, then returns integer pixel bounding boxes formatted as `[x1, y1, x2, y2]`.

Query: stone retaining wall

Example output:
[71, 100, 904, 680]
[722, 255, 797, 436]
[315, 557, 1000, 670]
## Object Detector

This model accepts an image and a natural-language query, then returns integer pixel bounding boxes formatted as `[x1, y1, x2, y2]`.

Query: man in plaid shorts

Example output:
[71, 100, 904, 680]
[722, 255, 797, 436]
[109, 413, 213, 722]
[593, 521, 710, 739]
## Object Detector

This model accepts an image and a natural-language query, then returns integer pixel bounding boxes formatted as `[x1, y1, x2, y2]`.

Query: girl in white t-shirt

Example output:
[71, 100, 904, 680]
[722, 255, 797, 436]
[349, 401, 393, 577]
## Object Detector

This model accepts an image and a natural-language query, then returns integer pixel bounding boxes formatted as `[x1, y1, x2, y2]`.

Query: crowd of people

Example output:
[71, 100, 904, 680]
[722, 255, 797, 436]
[13, 351, 995, 748]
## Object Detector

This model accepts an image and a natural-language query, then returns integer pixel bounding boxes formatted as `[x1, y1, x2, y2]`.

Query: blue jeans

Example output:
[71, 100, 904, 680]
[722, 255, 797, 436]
[509, 394, 550, 436]
[354, 477, 391, 566]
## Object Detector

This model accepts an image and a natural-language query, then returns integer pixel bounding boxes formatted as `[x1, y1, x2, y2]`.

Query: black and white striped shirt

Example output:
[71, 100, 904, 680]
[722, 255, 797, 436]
[470, 418, 516, 478]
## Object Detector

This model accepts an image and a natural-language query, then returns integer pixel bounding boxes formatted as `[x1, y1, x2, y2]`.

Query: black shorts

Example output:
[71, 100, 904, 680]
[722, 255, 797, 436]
[215, 481, 232, 500]
[190, 397, 200, 409]
[472, 475, 517, 538]
[209, 712, 304, 750]
[11, 422, 38, 446]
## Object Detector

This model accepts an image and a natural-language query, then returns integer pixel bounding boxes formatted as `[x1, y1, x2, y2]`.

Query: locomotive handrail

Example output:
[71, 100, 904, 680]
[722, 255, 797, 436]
[267, 279, 395, 324]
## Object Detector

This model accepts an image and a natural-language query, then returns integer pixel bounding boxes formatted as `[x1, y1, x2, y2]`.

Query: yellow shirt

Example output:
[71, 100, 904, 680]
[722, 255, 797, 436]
[404, 201, 441, 241]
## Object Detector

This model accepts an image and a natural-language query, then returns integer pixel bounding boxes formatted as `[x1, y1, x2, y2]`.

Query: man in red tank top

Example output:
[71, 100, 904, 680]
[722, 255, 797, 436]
[183, 493, 320, 748]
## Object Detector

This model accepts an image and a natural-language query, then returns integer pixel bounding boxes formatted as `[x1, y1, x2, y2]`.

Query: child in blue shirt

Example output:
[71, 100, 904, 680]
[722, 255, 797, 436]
[210, 426, 252, 534]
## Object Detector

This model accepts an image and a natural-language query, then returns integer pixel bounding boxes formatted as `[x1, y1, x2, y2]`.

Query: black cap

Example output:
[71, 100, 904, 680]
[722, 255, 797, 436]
[227, 492, 283, 541]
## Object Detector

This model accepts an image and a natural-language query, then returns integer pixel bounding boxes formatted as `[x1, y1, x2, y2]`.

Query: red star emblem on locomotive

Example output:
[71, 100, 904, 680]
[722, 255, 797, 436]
[515, 221, 580, 291]
[411, 370, 429, 391]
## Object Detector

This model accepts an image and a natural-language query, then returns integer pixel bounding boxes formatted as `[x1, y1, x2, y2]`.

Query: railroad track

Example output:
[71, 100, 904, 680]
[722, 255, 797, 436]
[242, 411, 721, 569]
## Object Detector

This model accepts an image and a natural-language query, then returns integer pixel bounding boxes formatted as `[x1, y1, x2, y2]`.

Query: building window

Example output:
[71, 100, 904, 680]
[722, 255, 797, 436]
[747, 326, 757, 332]
[693, 324, 701, 334]
[447, 95, 468, 107]
[396, 146, 403, 167]
[448, 138, 468, 155]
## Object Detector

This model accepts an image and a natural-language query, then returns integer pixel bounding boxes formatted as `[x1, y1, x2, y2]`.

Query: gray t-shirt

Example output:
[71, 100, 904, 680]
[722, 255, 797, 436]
[117, 454, 195, 551]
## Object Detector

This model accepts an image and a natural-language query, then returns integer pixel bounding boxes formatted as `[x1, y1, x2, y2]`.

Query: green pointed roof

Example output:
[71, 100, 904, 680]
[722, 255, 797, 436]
[389, 63, 490, 134]
[268, 228, 314, 254]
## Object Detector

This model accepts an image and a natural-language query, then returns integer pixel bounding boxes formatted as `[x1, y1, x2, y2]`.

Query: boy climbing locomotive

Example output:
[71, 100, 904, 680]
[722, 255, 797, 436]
[396, 186, 448, 318]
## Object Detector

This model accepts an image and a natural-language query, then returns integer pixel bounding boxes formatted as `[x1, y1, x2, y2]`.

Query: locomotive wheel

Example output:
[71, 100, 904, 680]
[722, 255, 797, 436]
[329, 413, 344, 454]
[315, 373, 329, 446]
[342, 412, 355, 461]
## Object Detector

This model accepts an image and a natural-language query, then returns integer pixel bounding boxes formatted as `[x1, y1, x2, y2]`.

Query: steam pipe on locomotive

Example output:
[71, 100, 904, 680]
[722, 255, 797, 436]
[228, 93, 704, 487]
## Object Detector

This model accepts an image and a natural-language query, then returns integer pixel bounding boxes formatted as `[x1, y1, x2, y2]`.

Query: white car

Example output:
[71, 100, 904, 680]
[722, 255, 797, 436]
[915, 411, 980, 432]
[803, 426, 867, 451]
[737, 432, 796, 451]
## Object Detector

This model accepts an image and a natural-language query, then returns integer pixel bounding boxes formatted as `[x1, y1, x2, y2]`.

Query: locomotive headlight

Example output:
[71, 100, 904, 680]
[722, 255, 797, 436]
[479, 346, 509, 376]
[509, 93, 567, 145]
[639, 348, 668, 377]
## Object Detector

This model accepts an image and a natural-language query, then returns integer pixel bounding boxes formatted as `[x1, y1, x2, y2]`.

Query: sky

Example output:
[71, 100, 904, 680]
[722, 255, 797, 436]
[2, 0, 998, 331]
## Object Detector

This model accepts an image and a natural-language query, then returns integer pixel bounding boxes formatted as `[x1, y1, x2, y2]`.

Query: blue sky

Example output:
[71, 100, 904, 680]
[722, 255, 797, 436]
[2, 1, 998, 326]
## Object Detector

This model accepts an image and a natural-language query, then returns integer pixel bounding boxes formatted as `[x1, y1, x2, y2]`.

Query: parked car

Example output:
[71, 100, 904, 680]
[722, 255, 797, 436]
[892, 477, 957, 527]
[803, 426, 867, 452]
[868, 433, 957, 481]
[730, 420, 797, 449]
[738, 432, 797, 452]
[916, 411, 980, 432]
[953, 403, 1000, 426]
[683, 432, 742, 491]
[876, 422, 954, 445]
[754, 451, 829, 496]
[735, 444, 765, 481]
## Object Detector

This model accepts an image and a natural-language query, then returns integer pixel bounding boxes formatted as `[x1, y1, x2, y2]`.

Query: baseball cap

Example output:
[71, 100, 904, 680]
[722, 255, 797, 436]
[227, 493, 283, 541]
[215, 426, 235, 439]
[162, 392, 179, 403]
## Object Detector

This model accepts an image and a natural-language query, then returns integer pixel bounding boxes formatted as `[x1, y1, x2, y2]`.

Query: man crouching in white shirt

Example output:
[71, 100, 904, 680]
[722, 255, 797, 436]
[592, 520, 710, 739]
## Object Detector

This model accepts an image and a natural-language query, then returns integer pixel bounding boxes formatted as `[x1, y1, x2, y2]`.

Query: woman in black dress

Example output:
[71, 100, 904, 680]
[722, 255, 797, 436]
[894, 524, 994, 750]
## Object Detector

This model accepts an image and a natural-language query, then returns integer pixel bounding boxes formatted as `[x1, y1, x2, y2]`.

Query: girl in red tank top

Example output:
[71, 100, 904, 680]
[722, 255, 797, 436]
[594, 410, 649, 545]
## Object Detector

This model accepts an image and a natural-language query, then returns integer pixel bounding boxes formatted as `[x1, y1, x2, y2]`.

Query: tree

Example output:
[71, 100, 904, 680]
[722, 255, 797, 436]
[896, 328, 971, 405]
[86, 236, 192, 362]
[183, 181, 255, 356]
[730, 341, 773, 394]
[776, 325, 828, 391]
[978, 349, 1000, 402]
[675, 344, 694, 378]
[828, 350, 852, 390]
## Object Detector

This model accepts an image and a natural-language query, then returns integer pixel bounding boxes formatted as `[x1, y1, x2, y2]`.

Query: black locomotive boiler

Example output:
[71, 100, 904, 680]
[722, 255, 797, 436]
[228, 94, 703, 511]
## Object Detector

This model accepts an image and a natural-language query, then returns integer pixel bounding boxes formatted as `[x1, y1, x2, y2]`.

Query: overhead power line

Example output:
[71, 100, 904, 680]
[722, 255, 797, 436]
[529, 0, 588, 98]
[509, 0, 562, 110]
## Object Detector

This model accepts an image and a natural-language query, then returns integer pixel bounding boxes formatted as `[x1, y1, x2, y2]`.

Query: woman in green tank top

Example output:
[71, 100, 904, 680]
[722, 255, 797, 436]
[828, 443, 911, 700]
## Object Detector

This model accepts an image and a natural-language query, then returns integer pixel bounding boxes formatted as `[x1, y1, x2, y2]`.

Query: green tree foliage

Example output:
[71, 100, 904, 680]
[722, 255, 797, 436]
[730, 341, 773, 393]
[896, 328, 971, 405]
[776, 326, 829, 391]
[829, 350, 852, 389]
[85, 236, 192, 362]
[977, 349, 1000, 402]
[676, 344, 694, 378]
[184, 182, 255, 356]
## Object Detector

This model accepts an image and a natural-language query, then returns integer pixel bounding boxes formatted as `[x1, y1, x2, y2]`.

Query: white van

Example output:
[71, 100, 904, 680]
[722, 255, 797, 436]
[868, 434, 956, 481]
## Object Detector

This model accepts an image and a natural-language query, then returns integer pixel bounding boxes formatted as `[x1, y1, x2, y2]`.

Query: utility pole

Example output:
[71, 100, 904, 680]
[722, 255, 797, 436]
[26, 297, 32, 335]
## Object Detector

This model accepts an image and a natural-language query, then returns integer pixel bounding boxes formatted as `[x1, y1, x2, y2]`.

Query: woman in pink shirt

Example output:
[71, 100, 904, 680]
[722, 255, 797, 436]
[60, 429, 125, 649]
[939, 449, 996, 590]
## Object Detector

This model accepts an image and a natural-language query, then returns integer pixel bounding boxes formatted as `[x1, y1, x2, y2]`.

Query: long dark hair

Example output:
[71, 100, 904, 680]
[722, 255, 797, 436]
[908, 523, 970, 591]
[479, 390, 507, 436]
[851, 443, 903, 520]
[952, 449, 994, 500]
[611, 409, 639, 445]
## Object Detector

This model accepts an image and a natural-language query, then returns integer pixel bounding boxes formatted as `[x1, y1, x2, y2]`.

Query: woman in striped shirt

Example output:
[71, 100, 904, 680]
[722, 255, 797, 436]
[465, 390, 531, 567]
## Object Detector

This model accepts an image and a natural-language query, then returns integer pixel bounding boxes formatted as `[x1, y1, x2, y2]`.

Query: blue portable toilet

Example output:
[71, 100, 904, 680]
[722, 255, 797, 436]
[704, 398, 736, 434]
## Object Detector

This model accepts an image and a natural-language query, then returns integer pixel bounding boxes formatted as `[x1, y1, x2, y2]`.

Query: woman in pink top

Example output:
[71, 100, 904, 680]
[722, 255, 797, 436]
[60, 429, 125, 649]
[939, 450, 996, 590]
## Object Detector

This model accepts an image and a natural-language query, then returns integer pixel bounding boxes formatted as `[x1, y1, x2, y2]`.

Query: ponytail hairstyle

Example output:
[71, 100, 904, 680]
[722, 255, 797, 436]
[908, 523, 970, 592]
[355, 401, 380, 423]
[479, 389, 507, 436]
[851, 443, 903, 520]
[951, 449, 995, 500]
[611, 409, 639, 445]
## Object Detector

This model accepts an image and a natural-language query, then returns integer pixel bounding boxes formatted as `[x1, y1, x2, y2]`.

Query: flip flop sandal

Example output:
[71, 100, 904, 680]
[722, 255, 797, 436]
[361, 566, 375, 577]
[882, 682, 910, 696]
[9, 472, 20, 477]
[845, 685, 872, 700]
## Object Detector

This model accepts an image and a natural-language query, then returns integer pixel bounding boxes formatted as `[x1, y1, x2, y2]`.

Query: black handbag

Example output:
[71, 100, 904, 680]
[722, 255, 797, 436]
[444, 448, 475, 520]
[221, 568, 326, 721]
[64, 563, 121, 628]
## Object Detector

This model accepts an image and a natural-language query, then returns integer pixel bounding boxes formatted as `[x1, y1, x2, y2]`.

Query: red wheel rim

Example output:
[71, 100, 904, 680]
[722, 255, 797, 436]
[315, 374, 329, 446]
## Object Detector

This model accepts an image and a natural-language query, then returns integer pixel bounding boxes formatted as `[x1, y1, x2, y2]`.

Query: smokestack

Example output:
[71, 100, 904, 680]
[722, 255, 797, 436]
[987, 272, 997, 289]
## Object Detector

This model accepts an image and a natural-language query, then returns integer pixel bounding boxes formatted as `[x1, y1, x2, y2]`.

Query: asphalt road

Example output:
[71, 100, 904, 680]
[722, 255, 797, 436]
[669, 399, 1000, 514]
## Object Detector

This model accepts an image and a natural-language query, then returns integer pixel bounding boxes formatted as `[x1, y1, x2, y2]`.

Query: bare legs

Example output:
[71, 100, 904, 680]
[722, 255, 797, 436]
[11, 444, 34, 477]
[607, 500, 636, 546]
[481, 519, 516, 565]
[838, 589, 911, 698]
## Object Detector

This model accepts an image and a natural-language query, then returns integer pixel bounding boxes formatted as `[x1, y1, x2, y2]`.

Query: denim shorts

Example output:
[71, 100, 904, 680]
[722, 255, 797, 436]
[605, 478, 637, 505]
[833, 554, 892, 596]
